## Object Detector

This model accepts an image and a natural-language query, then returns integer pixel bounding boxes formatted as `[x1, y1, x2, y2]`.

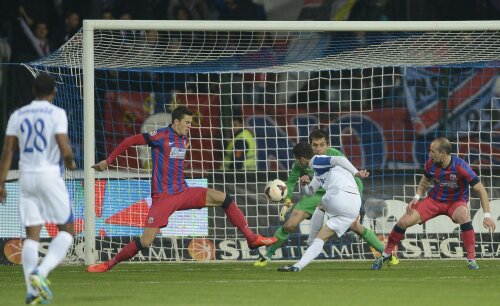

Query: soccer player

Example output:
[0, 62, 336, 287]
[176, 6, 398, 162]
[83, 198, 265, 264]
[86, 106, 277, 273]
[0, 73, 76, 304]
[372, 137, 496, 270]
[277, 142, 369, 272]
[255, 129, 397, 266]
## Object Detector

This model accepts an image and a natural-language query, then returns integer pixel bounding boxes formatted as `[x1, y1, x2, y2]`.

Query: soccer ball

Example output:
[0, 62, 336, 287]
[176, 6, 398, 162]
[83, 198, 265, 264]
[264, 179, 287, 202]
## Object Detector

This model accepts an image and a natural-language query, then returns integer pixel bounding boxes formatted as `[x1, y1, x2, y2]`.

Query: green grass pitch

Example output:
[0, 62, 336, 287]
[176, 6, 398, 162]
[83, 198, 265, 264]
[1, 260, 499, 306]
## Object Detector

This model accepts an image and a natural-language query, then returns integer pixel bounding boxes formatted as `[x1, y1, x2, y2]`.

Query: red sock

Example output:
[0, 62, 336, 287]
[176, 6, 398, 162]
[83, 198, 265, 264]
[461, 229, 476, 260]
[224, 202, 257, 242]
[106, 240, 140, 268]
[384, 225, 405, 254]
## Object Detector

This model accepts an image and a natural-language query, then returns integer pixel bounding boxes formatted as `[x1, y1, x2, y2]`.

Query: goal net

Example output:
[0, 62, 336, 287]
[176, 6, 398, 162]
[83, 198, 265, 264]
[9, 20, 499, 265]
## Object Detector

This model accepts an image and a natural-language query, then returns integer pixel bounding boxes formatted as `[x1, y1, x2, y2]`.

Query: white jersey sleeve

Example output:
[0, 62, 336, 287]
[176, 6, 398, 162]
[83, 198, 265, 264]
[310, 155, 358, 176]
[328, 156, 358, 175]
[301, 176, 321, 196]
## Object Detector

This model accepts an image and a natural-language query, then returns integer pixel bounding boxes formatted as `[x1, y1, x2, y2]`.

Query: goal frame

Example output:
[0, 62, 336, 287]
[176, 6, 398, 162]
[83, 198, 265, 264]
[82, 20, 500, 265]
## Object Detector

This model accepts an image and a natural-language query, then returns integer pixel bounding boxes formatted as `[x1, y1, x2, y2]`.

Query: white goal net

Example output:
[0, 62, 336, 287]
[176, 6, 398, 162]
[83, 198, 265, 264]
[6, 20, 498, 265]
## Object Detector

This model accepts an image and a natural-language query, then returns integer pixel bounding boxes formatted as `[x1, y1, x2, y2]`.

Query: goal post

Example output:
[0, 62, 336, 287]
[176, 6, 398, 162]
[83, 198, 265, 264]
[82, 20, 96, 265]
[16, 20, 500, 266]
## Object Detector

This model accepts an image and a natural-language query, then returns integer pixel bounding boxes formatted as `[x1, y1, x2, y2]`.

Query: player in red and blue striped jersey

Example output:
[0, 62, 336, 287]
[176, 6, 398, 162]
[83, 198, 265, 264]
[372, 137, 496, 270]
[87, 106, 276, 272]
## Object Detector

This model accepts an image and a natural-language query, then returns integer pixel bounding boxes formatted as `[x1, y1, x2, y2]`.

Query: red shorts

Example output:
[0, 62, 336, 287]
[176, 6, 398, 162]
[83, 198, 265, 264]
[414, 197, 467, 224]
[145, 187, 207, 228]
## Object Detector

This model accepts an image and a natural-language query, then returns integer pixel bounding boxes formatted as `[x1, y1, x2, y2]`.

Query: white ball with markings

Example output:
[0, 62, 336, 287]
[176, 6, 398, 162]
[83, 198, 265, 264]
[264, 179, 287, 202]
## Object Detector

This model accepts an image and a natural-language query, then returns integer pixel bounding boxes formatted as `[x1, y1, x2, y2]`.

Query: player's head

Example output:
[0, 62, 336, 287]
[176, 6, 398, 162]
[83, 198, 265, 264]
[232, 116, 243, 127]
[293, 142, 314, 168]
[171, 106, 193, 136]
[429, 137, 452, 167]
[33, 73, 56, 100]
[309, 129, 329, 155]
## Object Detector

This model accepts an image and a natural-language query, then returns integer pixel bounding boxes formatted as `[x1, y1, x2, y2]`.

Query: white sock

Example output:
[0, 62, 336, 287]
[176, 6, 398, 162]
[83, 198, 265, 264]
[22, 239, 39, 295]
[37, 231, 73, 278]
[294, 238, 325, 270]
[307, 208, 325, 246]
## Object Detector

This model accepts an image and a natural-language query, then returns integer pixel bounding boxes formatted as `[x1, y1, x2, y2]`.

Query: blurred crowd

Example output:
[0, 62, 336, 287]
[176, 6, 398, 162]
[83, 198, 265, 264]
[0, 0, 267, 65]
[1, 0, 497, 67]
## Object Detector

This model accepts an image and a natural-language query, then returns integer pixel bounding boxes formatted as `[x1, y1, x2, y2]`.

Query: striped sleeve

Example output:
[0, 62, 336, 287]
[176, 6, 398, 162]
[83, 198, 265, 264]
[456, 159, 479, 186]
[424, 159, 433, 178]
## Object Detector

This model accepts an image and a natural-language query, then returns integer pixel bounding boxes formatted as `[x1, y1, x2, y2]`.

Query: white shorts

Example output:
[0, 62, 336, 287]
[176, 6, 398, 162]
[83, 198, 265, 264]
[19, 172, 72, 227]
[319, 190, 361, 238]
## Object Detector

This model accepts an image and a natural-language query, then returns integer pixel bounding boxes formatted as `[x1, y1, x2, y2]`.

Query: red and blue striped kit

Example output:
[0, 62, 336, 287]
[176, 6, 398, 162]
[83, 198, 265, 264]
[144, 125, 189, 195]
[424, 155, 479, 203]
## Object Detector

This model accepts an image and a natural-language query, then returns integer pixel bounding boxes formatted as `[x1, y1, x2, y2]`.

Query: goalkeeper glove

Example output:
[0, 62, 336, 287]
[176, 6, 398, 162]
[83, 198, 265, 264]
[279, 198, 293, 222]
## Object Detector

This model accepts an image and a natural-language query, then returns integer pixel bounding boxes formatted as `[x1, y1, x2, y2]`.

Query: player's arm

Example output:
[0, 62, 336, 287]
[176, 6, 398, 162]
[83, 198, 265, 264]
[471, 181, 496, 232]
[285, 162, 301, 201]
[327, 156, 368, 178]
[328, 147, 364, 193]
[0, 136, 17, 204]
[278, 162, 301, 221]
[93, 134, 147, 171]
[407, 175, 432, 214]
[301, 175, 320, 196]
[55, 134, 76, 170]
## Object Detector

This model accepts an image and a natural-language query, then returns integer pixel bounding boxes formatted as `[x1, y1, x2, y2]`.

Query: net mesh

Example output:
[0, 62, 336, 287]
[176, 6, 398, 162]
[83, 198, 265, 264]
[7, 24, 498, 264]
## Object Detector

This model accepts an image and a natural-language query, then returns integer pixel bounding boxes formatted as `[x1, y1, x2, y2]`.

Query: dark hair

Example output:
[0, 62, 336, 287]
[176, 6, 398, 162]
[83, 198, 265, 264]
[293, 142, 314, 159]
[172, 105, 193, 122]
[33, 73, 56, 97]
[309, 129, 329, 144]
[433, 137, 452, 154]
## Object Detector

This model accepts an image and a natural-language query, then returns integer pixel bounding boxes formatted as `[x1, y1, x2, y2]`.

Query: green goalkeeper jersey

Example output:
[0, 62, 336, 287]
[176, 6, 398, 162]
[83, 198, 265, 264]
[285, 147, 363, 200]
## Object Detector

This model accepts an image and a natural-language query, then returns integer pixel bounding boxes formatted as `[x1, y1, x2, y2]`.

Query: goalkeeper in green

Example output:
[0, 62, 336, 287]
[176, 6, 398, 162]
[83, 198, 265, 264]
[254, 129, 398, 266]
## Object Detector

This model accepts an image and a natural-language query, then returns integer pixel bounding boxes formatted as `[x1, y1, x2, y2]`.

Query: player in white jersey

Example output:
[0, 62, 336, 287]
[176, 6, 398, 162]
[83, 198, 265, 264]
[278, 142, 369, 272]
[0, 73, 76, 305]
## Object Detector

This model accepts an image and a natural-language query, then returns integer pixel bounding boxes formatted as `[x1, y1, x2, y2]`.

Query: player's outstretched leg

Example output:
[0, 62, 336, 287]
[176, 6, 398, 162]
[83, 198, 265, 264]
[355, 225, 399, 266]
[29, 270, 52, 301]
[86, 262, 112, 273]
[254, 226, 289, 267]
[277, 265, 300, 272]
[372, 224, 406, 269]
[248, 235, 277, 249]
[221, 196, 277, 249]
[87, 237, 146, 273]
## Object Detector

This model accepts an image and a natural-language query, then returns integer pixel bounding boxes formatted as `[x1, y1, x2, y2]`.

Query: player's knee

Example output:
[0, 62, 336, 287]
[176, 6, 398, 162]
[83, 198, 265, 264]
[452, 208, 470, 224]
[397, 218, 412, 229]
[221, 194, 233, 209]
[398, 213, 420, 229]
